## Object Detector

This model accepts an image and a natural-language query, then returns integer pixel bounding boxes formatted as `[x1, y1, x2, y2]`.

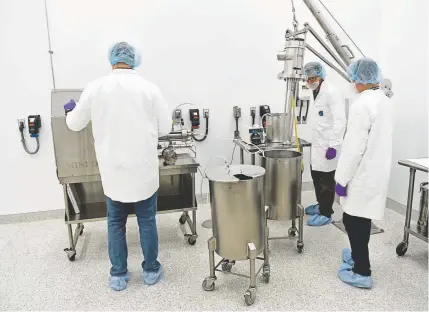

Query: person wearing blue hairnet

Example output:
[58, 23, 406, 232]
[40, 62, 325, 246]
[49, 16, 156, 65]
[335, 58, 393, 289]
[64, 42, 171, 291]
[303, 62, 346, 226]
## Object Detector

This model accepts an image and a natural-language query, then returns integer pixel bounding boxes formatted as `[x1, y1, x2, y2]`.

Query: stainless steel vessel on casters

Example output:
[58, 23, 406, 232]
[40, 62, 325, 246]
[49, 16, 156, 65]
[202, 165, 269, 306]
[260, 149, 304, 252]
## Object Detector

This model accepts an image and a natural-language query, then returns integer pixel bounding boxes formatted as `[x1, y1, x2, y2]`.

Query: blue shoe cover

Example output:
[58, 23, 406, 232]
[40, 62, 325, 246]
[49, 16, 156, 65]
[109, 273, 130, 291]
[338, 269, 373, 289]
[143, 265, 163, 285]
[307, 214, 332, 226]
[338, 262, 353, 273]
[305, 204, 320, 215]
[342, 248, 355, 267]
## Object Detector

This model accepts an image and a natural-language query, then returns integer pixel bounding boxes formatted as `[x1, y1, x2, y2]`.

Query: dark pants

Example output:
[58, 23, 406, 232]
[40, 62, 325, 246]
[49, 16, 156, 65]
[343, 212, 372, 276]
[310, 168, 335, 217]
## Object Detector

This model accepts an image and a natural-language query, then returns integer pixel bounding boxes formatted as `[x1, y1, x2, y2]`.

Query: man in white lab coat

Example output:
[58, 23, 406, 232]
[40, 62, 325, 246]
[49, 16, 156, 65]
[64, 42, 171, 291]
[303, 62, 346, 226]
[335, 58, 393, 289]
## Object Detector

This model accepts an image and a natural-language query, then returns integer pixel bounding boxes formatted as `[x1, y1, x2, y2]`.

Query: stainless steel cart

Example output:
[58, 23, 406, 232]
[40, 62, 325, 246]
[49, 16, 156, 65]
[396, 158, 428, 256]
[51, 89, 199, 261]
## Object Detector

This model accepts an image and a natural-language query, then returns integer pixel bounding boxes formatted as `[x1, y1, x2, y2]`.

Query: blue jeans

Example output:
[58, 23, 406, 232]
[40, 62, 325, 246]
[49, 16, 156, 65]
[106, 191, 161, 276]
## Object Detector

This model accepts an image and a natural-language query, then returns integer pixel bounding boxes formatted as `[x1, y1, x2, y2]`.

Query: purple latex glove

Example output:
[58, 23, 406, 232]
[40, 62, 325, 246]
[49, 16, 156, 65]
[335, 183, 347, 197]
[326, 147, 337, 160]
[64, 99, 76, 114]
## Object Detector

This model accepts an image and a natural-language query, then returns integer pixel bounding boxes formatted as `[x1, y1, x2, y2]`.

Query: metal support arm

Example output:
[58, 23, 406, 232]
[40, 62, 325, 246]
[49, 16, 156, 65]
[306, 44, 349, 82]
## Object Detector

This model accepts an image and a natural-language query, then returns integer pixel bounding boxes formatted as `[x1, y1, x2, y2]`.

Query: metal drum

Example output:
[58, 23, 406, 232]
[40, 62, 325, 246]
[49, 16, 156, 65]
[417, 182, 428, 235]
[261, 150, 302, 221]
[265, 113, 287, 143]
[206, 165, 266, 261]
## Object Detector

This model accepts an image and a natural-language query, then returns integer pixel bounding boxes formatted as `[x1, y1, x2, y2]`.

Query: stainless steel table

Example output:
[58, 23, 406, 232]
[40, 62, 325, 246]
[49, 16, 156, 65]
[396, 158, 428, 256]
[63, 154, 199, 261]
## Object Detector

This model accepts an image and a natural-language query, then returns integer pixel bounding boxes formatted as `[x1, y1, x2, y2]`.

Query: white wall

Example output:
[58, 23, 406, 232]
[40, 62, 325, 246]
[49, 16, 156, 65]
[0, 0, 426, 215]
[380, 0, 429, 209]
[0, 0, 64, 214]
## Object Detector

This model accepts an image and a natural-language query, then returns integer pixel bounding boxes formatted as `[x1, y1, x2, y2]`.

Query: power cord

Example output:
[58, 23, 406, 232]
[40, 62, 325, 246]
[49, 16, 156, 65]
[192, 116, 209, 142]
[19, 121, 40, 155]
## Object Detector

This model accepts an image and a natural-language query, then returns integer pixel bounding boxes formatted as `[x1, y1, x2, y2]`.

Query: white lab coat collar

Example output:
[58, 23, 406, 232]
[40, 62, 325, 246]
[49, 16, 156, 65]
[112, 68, 137, 74]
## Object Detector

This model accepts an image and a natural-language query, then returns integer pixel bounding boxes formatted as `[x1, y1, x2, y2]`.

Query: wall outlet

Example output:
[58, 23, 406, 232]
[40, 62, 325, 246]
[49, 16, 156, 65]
[250, 107, 256, 116]
[233, 106, 241, 118]
[203, 109, 209, 118]
[17, 118, 25, 128]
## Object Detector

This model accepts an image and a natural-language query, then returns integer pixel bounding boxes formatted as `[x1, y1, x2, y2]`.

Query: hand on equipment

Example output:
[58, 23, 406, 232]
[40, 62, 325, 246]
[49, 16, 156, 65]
[335, 183, 347, 197]
[64, 100, 76, 114]
[325, 147, 337, 160]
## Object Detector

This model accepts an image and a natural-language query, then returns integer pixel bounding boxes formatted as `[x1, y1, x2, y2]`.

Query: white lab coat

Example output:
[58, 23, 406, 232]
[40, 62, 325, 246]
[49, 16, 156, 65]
[309, 80, 346, 172]
[335, 89, 393, 220]
[66, 69, 171, 202]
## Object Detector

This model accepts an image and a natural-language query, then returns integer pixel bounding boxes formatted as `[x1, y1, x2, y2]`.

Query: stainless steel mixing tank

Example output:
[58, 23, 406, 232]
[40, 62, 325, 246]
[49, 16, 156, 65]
[206, 164, 266, 261]
[202, 164, 270, 306]
[261, 150, 302, 221]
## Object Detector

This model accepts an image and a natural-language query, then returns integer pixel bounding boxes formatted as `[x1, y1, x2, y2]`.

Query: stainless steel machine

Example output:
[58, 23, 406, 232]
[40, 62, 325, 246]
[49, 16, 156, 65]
[202, 165, 269, 306]
[240, 0, 396, 237]
[51, 89, 200, 261]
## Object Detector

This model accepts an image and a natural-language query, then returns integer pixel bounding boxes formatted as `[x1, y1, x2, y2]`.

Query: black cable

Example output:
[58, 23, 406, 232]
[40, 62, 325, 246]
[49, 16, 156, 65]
[192, 117, 209, 142]
[252, 115, 255, 125]
[20, 129, 40, 155]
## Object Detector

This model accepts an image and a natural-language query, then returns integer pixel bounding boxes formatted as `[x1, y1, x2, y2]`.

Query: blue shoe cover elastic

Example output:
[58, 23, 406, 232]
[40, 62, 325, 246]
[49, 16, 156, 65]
[342, 248, 355, 267]
[307, 214, 332, 226]
[109, 273, 130, 291]
[143, 265, 163, 285]
[305, 204, 320, 215]
[338, 269, 373, 289]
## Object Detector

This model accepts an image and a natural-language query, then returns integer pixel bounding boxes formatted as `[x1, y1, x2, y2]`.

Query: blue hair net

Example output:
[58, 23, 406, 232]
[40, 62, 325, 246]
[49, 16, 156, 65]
[347, 58, 382, 84]
[303, 62, 326, 79]
[108, 42, 141, 68]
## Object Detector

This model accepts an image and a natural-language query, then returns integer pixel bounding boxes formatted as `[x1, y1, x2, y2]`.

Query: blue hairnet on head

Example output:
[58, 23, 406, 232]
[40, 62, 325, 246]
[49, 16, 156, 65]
[303, 62, 326, 79]
[347, 58, 382, 84]
[108, 42, 141, 68]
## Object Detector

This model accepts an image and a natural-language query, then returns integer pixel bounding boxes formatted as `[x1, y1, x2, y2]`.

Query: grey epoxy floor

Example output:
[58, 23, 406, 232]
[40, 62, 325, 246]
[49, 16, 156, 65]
[0, 191, 427, 311]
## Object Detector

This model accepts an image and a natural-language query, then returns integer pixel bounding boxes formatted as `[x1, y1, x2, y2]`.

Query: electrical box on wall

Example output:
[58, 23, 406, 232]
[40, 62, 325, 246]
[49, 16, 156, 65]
[28, 115, 42, 137]
[259, 105, 270, 128]
[189, 109, 200, 129]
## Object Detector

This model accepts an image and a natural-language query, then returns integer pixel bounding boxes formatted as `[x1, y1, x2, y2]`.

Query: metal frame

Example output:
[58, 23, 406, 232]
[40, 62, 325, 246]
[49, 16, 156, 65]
[62, 156, 199, 262]
[396, 159, 429, 256]
[202, 210, 270, 306]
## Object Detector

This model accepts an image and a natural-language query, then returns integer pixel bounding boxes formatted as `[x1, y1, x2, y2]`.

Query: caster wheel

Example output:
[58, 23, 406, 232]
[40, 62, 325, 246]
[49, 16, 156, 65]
[68, 254, 76, 262]
[288, 227, 298, 237]
[396, 242, 408, 256]
[262, 273, 270, 283]
[297, 242, 304, 253]
[202, 279, 215, 291]
[221, 262, 233, 272]
[244, 289, 256, 306]
[179, 215, 187, 225]
[188, 236, 197, 245]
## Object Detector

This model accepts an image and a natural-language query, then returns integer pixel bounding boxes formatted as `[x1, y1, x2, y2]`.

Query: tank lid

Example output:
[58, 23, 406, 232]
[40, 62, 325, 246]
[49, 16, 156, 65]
[205, 165, 265, 182]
